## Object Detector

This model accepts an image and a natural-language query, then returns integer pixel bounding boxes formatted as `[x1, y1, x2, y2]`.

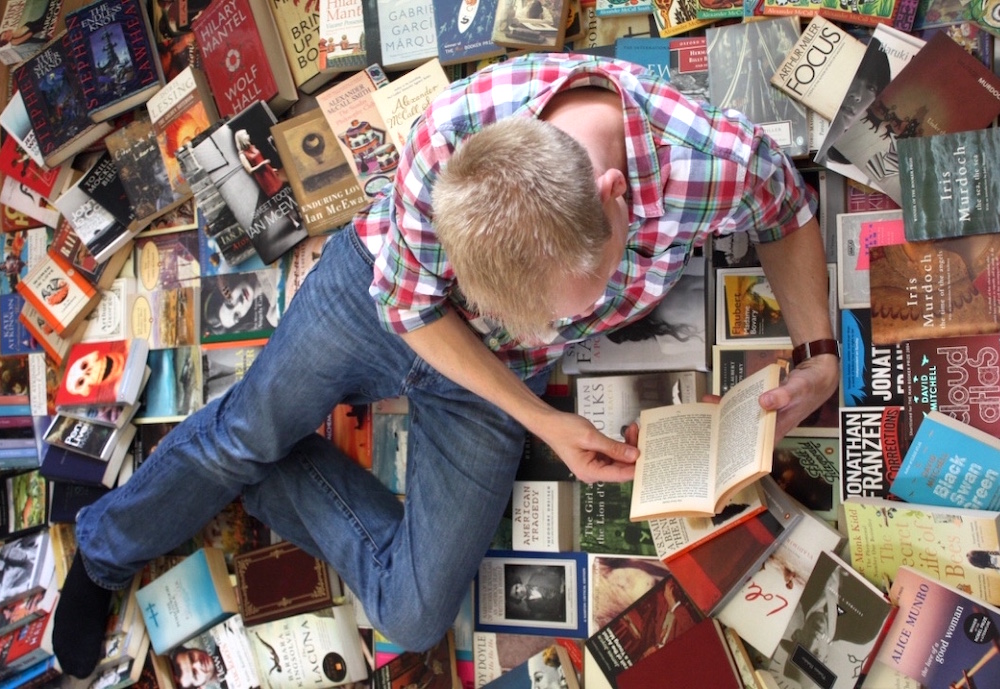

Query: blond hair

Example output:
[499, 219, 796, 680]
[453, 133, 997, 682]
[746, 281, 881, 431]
[432, 117, 610, 342]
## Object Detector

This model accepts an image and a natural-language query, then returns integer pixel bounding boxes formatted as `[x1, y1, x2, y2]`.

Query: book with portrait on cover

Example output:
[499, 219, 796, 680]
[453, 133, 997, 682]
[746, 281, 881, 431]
[630, 363, 780, 521]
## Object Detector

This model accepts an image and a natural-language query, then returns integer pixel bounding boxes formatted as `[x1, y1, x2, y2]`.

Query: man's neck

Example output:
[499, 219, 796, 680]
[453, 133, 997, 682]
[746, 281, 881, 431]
[540, 86, 627, 178]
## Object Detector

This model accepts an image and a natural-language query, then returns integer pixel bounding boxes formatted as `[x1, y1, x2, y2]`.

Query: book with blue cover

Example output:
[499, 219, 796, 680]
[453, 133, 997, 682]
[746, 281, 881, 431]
[432, 0, 505, 66]
[889, 410, 1000, 511]
[614, 35, 709, 103]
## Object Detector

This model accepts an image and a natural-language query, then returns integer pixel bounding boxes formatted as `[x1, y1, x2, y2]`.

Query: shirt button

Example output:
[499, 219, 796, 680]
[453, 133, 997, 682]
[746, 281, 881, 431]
[488, 337, 499, 347]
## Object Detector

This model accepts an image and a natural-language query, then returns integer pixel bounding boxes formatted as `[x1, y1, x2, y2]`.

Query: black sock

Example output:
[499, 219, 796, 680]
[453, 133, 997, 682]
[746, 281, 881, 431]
[52, 551, 115, 678]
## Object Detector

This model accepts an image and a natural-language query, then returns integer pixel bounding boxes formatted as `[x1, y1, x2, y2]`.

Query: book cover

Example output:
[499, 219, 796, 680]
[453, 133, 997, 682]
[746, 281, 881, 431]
[47, 480, 109, 522]
[0, 469, 45, 538]
[54, 338, 150, 409]
[15, 252, 99, 337]
[371, 630, 458, 689]
[0, 176, 60, 230]
[767, 550, 893, 689]
[491, 0, 568, 52]
[12, 31, 115, 168]
[481, 643, 580, 689]
[616, 618, 742, 689]
[472, 632, 583, 687]
[771, 15, 868, 123]
[816, 0, 897, 26]
[0, 0, 65, 67]
[146, 65, 220, 196]
[613, 35, 710, 103]
[0, 530, 52, 609]
[836, 209, 905, 309]
[135, 546, 239, 655]
[706, 17, 808, 159]
[899, 127, 1000, 242]
[474, 550, 588, 638]
[191, 0, 296, 118]
[42, 412, 134, 461]
[64, 0, 166, 122]
[166, 614, 260, 689]
[649, 0, 714, 39]
[835, 31, 1000, 205]
[432, 0, 505, 66]
[369, 57, 450, 151]
[901, 333, 1000, 442]
[201, 340, 265, 405]
[315, 64, 396, 203]
[38, 433, 132, 487]
[105, 113, 186, 230]
[269, 106, 368, 236]
[842, 496, 1000, 606]
[0, 608, 54, 682]
[199, 268, 281, 344]
[596, 0, 653, 15]
[839, 404, 907, 503]
[374, 0, 438, 70]
[0, 294, 41, 358]
[233, 540, 340, 626]
[0, 91, 46, 170]
[134, 230, 202, 292]
[888, 410, 1000, 511]
[510, 480, 575, 552]
[578, 480, 656, 557]
[317, 0, 367, 74]
[189, 101, 309, 265]
[0, 135, 71, 203]
[249, 603, 369, 688]
[267, 0, 334, 94]
[585, 573, 703, 685]
[868, 233, 1000, 346]
[873, 565, 1000, 689]
[771, 428, 841, 522]
[716, 500, 846, 658]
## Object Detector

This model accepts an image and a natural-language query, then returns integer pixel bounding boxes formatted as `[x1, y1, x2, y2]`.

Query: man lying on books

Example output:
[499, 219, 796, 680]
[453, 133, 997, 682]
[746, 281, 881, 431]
[53, 52, 839, 675]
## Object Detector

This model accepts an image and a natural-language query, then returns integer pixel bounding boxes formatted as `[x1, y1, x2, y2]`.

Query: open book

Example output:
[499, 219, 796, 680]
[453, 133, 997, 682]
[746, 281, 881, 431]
[630, 363, 781, 520]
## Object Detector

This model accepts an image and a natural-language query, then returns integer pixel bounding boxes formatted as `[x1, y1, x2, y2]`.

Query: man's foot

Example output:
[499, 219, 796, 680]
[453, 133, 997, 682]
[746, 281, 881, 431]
[52, 551, 114, 678]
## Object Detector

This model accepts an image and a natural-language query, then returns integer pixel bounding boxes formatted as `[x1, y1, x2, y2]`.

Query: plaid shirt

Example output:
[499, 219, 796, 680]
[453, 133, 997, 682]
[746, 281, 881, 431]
[354, 52, 817, 378]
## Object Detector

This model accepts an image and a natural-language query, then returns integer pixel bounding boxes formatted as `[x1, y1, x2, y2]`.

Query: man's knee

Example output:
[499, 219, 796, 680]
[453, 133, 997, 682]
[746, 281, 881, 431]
[370, 598, 460, 652]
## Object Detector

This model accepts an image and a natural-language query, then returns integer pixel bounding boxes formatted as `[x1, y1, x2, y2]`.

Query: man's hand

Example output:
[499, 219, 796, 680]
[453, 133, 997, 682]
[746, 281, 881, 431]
[536, 411, 639, 484]
[759, 354, 840, 439]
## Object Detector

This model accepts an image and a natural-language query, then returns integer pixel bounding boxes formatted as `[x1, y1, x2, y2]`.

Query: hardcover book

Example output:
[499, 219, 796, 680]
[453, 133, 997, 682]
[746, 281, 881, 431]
[249, 603, 369, 688]
[54, 338, 150, 409]
[232, 540, 341, 626]
[135, 546, 238, 655]
[629, 363, 780, 521]
[888, 410, 1000, 512]
[835, 31, 1000, 205]
[898, 127, 1000, 242]
[901, 333, 1000, 442]
[616, 619, 744, 689]
[188, 101, 309, 265]
[64, 0, 166, 122]
[267, 0, 334, 94]
[585, 573, 703, 686]
[146, 65, 220, 196]
[491, 0, 568, 52]
[481, 643, 580, 689]
[613, 35, 709, 103]
[12, 31, 116, 168]
[317, 0, 366, 74]
[839, 404, 907, 503]
[716, 499, 845, 657]
[706, 17, 808, 159]
[432, 0, 505, 66]
[868, 233, 1000, 346]
[269, 106, 368, 236]
[766, 550, 893, 689]
[191, 0, 297, 118]
[873, 566, 1000, 689]
[842, 496, 1000, 606]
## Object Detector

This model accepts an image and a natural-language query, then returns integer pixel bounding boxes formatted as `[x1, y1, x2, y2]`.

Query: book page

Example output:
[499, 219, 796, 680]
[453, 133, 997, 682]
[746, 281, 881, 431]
[632, 403, 717, 516]
[714, 365, 779, 501]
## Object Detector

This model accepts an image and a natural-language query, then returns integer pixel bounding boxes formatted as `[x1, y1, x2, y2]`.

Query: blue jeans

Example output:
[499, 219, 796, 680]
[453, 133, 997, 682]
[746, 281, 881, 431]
[75, 227, 552, 650]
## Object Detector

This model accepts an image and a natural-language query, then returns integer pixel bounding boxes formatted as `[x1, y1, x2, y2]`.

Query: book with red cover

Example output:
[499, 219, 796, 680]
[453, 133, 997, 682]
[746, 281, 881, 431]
[54, 339, 150, 410]
[233, 540, 341, 626]
[190, 0, 297, 118]
[616, 618, 743, 689]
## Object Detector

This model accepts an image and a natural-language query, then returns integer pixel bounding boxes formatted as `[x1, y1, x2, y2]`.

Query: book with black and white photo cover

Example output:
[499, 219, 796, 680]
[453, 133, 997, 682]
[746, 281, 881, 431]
[491, 0, 569, 52]
[629, 363, 781, 521]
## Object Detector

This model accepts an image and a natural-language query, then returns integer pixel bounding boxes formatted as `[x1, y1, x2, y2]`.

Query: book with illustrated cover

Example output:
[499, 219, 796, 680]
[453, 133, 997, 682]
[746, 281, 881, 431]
[317, 0, 367, 74]
[15, 251, 99, 337]
[586, 573, 703, 686]
[481, 643, 580, 689]
[706, 17, 808, 159]
[839, 404, 907, 503]
[267, 0, 334, 95]
[901, 333, 1000, 442]
[899, 127, 1000, 242]
[0, 531, 53, 609]
[716, 497, 845, 657]
[370, 58, 450, 151]
[578, 480, 657, 557]
[836, 209, 904, 309]
[0, 0, 65, 67]
[269, 106, 368, 237]
[868, 233, 1000, 346]
[771, 428, 840, 523]
[433, 0, 505, 66]
[630, 364, 780, 521]
[816, 0, 897, 27]
[765, 550, 893, 689]
[191, 0, 297, 118]
[614, 35, 710, 103]
[12, 31, 116, 169]
[491, 0, 568, 52]
[841, 308, 905, 408]
[0, 135, 72, 204]
[835, 31, 1000, 205]
[0, 91, 45, 169]
[871, 566, 1000, 689]
[64, 0, 166, 122]
[841, 496, 1000, 606]
[0, 176, 60, 230]
[188, 101, 309, 265]
[888, 410, 1000, 511]
[54, 338, 150, 410]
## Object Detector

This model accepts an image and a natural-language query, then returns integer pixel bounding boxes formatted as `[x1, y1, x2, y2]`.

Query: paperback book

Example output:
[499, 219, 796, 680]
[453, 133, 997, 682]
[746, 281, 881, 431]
[839, 404, 908, 503]
[54, 338, 150, 410]
[432, 0, 505, 66]
[317, 0, 367, 74]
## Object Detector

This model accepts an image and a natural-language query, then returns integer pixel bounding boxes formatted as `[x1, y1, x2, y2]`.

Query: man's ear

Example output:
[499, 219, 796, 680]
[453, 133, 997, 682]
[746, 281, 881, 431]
[595, 168, 627, 204]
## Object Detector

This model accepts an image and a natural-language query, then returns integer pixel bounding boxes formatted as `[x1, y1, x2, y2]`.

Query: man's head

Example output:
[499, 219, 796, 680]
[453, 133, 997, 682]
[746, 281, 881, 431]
[432, 117, 625, 343]
[171, 647, 217, 689]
